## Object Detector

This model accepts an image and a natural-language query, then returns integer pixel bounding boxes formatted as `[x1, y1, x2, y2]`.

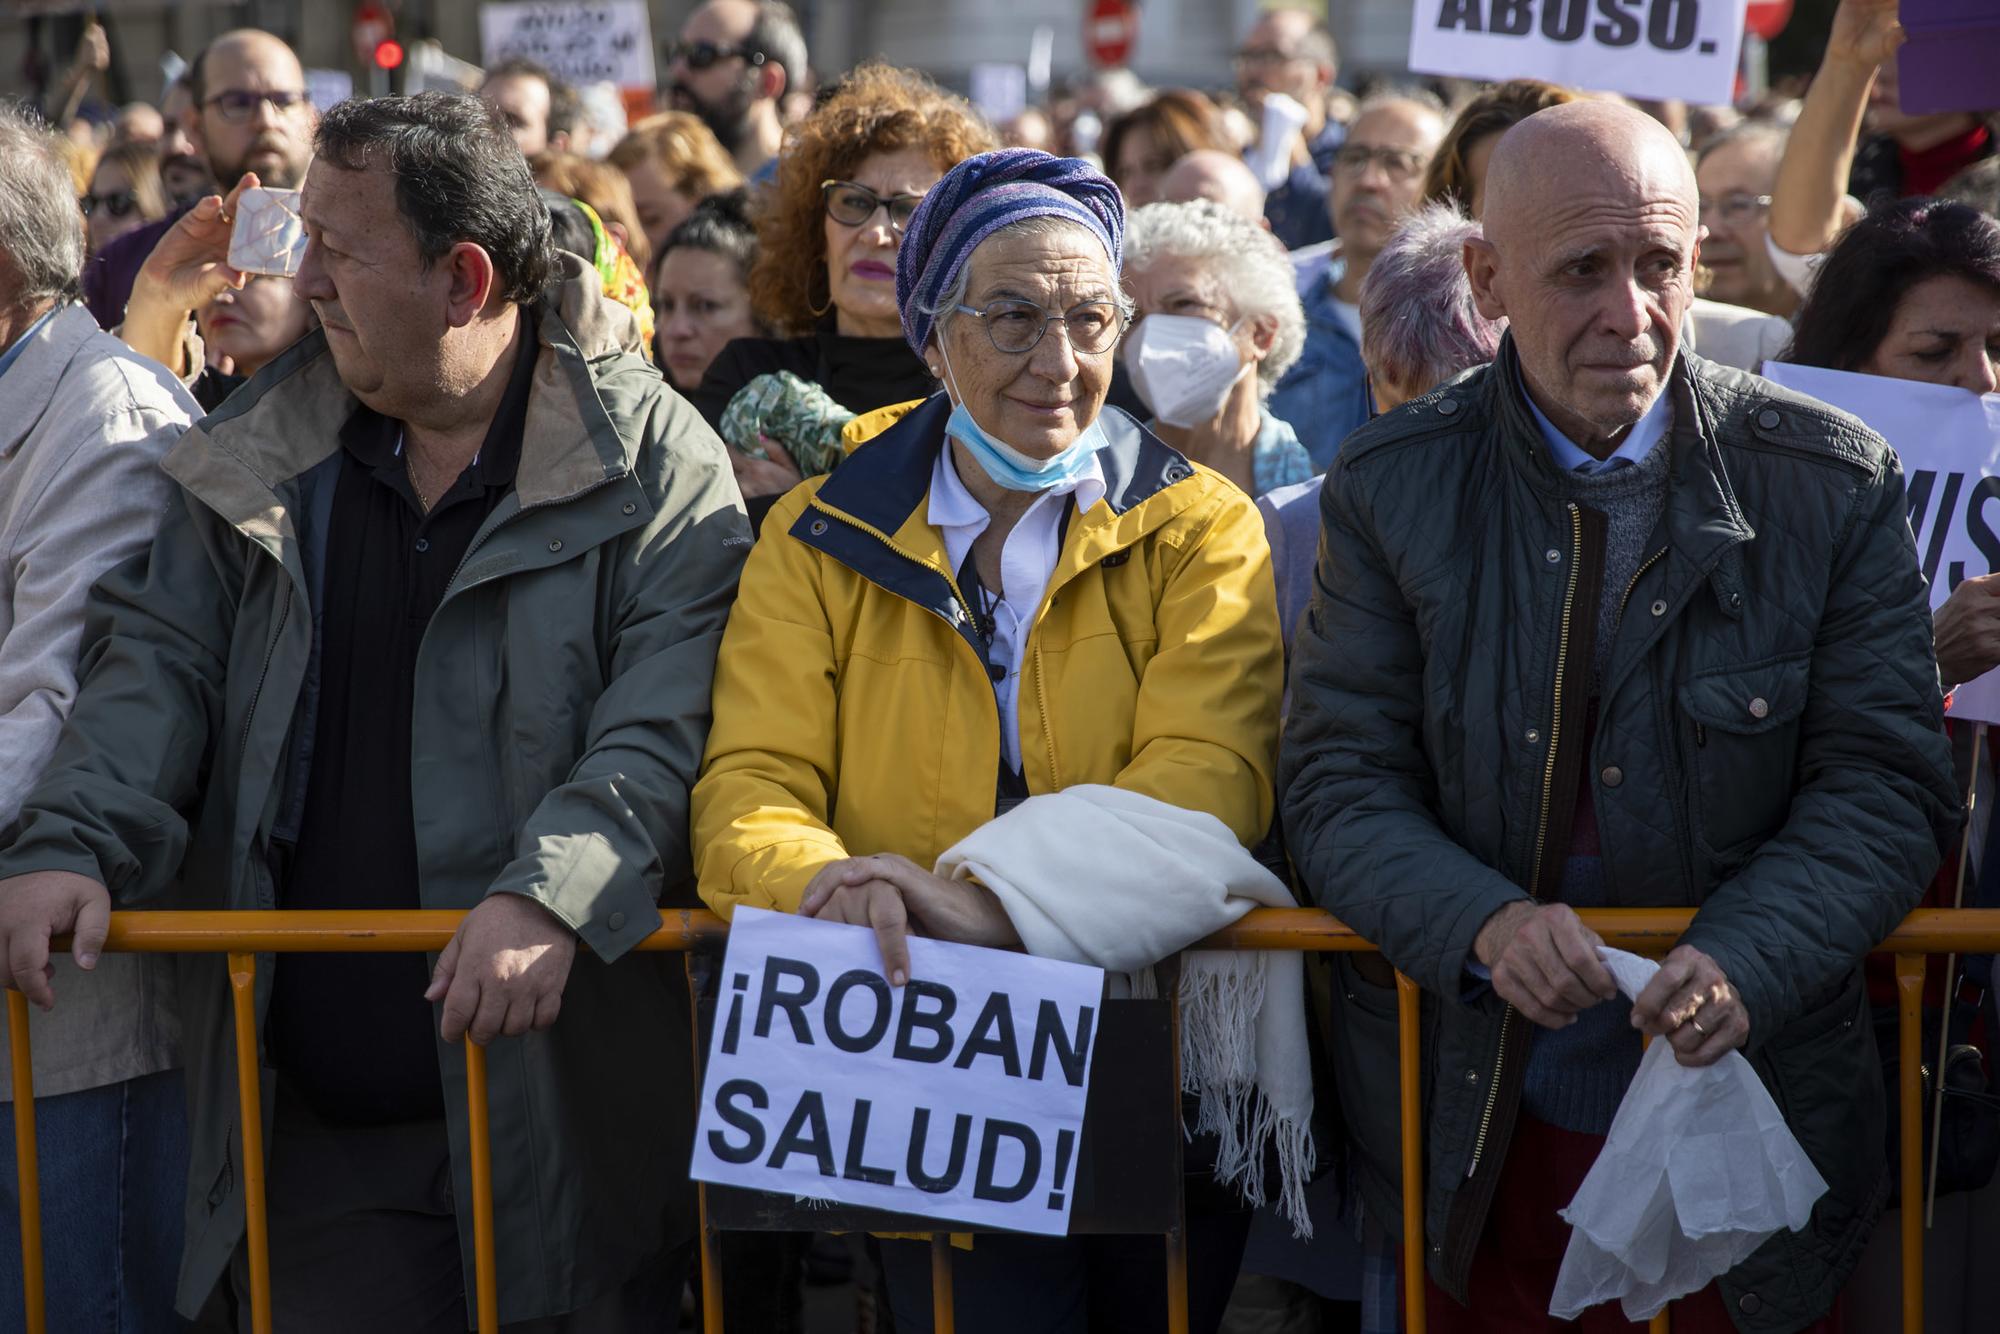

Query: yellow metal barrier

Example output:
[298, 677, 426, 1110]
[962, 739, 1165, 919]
[7, 906, 1999, 1334]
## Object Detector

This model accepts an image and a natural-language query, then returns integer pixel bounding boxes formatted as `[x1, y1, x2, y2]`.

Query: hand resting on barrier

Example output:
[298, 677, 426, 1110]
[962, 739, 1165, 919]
[425, 892, 577, 1045]
[0, 870, 112, 1010]
[798, 853, 1020, 988]
[1473, 900, 1619, 1029]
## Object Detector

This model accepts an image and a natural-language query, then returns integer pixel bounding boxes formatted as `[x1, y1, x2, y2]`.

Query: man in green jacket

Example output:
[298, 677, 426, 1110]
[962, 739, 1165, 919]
[1283, 101, 1958, 1331]
[0, 93, 747, 1329]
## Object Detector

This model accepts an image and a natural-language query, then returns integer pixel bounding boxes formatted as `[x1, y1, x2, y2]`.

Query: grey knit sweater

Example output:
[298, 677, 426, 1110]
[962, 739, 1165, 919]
[1521, 430, 1672, 1134]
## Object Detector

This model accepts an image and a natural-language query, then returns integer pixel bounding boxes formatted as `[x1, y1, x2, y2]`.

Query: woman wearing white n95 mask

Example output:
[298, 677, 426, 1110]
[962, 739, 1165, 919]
[1121, 200, 1314, 497]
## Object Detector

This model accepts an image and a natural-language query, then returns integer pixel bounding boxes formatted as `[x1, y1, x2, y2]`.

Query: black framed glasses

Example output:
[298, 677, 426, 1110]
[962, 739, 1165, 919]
[821, 180, 925, 230]
[1698, 192, 1774, 224]
[79, 190, 138, 219]
[203, 89, 311, 123]
[953, 298, 1124, 356]
[665, 39, 767, 70]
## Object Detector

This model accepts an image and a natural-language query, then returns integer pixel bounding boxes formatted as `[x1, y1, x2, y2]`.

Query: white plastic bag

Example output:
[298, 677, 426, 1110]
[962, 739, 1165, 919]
[1548, 948, 1829, 1321]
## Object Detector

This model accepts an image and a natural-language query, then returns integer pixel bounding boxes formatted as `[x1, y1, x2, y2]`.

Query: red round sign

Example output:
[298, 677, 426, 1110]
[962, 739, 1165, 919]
[351, 1, 394, 68]
[1745, 0, 1793, 41]
[1086, 0, 1137, 69]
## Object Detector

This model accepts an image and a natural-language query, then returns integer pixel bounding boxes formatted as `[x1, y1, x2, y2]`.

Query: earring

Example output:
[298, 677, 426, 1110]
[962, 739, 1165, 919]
[807, 260, 833, 319]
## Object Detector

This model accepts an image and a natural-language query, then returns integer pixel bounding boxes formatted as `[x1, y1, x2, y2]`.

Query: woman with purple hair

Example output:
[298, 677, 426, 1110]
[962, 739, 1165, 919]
[1358, 202, 1506, 414]
[1260, 204, 1508, 670]
[694, 149, 1305, 1332]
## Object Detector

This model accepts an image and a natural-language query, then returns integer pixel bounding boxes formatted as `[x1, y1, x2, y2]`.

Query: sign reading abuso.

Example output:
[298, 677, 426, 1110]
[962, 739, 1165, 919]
[1407, 0, 1750, 107]
[479, 1, 655, 91]
[1762, 363, 2000, 723]
[689, 908, 1104, 1236]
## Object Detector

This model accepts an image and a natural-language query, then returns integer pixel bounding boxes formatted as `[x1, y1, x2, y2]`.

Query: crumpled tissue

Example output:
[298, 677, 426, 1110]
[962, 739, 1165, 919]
[1549, 947, 1828, 1321]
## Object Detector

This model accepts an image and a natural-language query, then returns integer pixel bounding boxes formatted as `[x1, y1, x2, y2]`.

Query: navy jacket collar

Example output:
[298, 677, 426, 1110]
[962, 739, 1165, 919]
[810, 392, 1195, 537]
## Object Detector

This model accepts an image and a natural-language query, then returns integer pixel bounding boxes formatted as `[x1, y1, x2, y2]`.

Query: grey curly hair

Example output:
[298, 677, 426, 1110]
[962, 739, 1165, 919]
[0, 103, 86, 307]
[1120, 200, 1305, 392]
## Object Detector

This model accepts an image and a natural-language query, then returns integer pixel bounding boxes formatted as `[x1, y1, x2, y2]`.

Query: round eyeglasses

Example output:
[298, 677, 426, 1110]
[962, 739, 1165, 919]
[202, 89, 311, 124]
[821, 180, 925, 230]
[953, 299, 1125, 356]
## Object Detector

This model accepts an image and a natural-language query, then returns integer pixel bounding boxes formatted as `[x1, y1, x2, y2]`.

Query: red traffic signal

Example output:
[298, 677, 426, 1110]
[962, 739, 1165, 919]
[373, 39, 405, 69]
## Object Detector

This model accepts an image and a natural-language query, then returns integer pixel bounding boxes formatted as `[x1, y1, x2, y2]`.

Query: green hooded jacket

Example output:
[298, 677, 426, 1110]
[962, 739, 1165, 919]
[0, 256, 749, 1323]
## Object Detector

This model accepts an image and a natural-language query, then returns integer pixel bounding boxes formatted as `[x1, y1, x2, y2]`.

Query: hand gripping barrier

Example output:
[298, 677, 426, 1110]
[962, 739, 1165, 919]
[8, 906, 1999, 1334]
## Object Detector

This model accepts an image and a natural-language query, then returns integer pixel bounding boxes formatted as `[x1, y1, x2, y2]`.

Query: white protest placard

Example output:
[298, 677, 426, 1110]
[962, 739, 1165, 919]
[1408, 0, 1749, 107]
[303, 68, 353, 114]
[970, 64, 1029, 127]
[690, 907, 1104, 1236]
[479, 1, 655, 91]
[1762, 362, 2000, 722]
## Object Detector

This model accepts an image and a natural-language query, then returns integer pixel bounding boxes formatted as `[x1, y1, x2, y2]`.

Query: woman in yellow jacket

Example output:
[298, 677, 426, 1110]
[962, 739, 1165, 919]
[690, 149, 1284, 1334]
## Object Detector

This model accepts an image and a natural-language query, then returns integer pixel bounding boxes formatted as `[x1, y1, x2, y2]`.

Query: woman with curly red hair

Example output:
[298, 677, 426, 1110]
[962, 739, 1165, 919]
[688, 61, 996, 514]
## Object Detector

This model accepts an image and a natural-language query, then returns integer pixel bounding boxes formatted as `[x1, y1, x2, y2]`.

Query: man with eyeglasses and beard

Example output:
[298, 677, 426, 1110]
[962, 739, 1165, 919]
[83, 28, 315, 330]
[1271, 89, 1446, 468]
[665, 0, 807, 183]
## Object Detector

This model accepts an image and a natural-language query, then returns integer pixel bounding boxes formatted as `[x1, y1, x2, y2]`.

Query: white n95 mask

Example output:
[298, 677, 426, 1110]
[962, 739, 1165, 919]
[1125, 313, 1251, 429]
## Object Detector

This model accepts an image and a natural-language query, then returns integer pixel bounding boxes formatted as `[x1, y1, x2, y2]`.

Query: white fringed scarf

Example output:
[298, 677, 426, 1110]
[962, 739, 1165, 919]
[935, 785, 1315, 1236]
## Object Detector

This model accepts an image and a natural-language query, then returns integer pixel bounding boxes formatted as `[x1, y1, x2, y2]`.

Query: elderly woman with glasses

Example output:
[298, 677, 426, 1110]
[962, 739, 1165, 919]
[693, 149, 1296, 1334]
[687, 61, 995, 519]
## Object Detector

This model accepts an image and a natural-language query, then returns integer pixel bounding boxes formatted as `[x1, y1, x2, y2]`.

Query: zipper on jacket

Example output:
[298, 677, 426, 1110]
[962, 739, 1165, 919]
[808, 500, 987, 638]
[1467, 501, 1583, 1180]
[236, 584, 294, 776]
[1616, 548, 1667, 622]
[1031, 641, 1060, 791]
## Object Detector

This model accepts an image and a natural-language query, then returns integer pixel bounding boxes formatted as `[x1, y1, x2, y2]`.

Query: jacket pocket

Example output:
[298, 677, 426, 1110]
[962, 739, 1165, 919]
[1327, 954, 1405, 1230]
[1678, 653, 1810, 860]
[1756, 971, 1883, 1243]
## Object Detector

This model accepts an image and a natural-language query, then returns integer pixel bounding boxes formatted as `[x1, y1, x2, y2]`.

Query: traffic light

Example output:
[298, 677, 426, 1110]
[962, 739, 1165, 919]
[373, 39, 405, 70]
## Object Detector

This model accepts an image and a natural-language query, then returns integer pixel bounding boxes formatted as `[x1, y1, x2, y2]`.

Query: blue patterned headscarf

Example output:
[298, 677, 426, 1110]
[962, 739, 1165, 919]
[897, 149, 1125, 359]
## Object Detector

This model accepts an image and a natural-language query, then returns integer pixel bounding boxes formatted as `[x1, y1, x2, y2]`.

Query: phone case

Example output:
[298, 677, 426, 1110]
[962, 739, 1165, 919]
[226, 187, 306, 277]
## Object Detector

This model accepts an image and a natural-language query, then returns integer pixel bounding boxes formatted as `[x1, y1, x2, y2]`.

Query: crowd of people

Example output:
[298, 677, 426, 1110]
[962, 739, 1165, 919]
[0, 0, 1997, 1330]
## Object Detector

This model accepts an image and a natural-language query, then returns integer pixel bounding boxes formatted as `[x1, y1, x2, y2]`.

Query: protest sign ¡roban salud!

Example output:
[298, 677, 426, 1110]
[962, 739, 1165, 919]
[689, 908, 1106, 1237]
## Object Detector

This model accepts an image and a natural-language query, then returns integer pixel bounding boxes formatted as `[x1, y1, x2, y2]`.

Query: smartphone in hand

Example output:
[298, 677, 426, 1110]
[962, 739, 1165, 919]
[226, 187, 306, 277]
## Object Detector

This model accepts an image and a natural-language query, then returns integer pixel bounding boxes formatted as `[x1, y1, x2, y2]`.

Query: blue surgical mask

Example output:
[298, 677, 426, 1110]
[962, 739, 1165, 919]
[938, 342, 1112, 492]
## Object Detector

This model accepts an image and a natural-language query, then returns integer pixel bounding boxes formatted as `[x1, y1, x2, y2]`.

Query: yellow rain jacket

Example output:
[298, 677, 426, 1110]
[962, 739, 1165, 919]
[693, 394, 1283, 916]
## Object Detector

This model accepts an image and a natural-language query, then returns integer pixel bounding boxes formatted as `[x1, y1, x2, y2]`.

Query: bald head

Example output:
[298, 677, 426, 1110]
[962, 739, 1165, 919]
[1464, 100, 1701, 457]
[1159, 150, 1269, 226]
[188, 29, 314, 189]
[1481, 101, 1696, 253]
[193, 30, 304, 102]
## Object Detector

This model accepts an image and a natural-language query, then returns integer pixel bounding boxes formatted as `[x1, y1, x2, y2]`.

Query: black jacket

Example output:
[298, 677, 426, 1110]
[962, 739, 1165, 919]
[1282, 337, 1959, 1330]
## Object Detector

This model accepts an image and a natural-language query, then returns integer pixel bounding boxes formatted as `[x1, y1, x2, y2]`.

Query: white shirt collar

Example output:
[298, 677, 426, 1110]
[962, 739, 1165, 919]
[925, 439, 1107, 547]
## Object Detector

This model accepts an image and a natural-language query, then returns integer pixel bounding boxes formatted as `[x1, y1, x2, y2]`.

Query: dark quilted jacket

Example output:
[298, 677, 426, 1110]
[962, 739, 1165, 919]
[1281, 337, 1960, 1332]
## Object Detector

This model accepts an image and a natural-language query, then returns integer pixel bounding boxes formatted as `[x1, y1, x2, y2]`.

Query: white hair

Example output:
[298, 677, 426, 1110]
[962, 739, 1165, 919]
[0, 103, 85, 308]
[1121, 199, 1305, 392]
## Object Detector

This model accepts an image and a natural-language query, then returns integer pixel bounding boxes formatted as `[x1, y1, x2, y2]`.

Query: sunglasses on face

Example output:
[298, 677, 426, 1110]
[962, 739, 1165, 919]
[80, 191, 138, 219]
[821, 180, 925, 230]
[664, 39, 768, 70]
[203, 89, 311, 124]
